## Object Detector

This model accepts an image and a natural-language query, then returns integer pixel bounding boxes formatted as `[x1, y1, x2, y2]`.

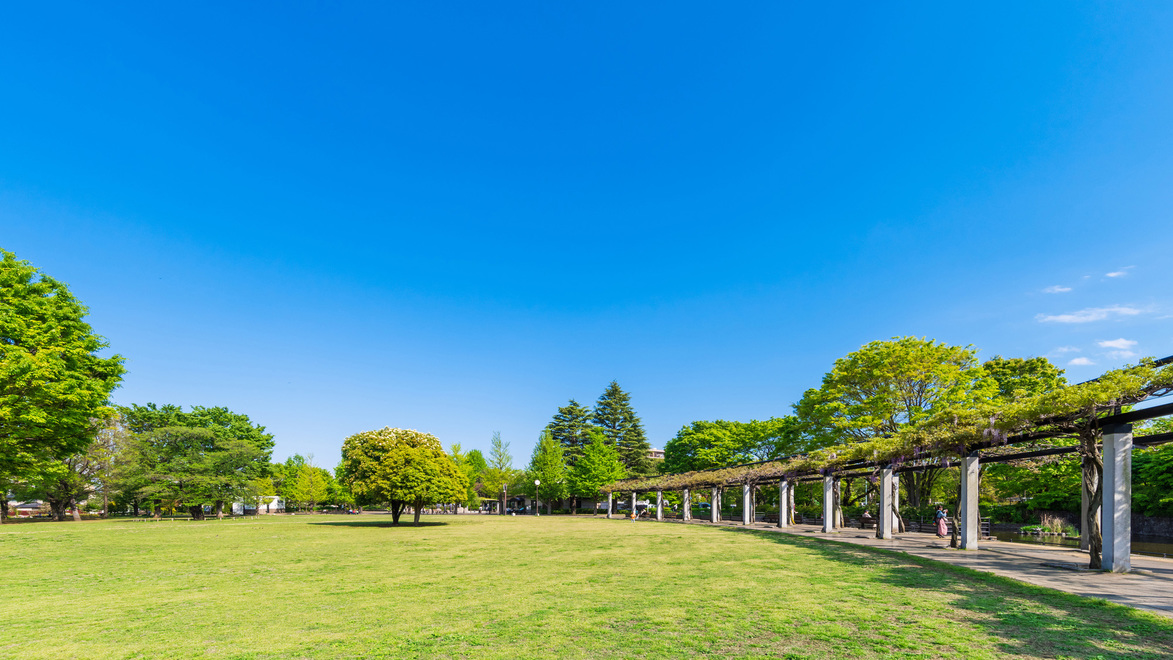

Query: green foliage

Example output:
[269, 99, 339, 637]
[1134, 417, 1173, 516]
[118, 403, 275, 468]
[568, 429, 626, 498]
[449, 443, 483, 505]
[287, 462, 332, 512]
[592, 381, 651, 475]
[465, 449, 488, 474]
[339, 427, 468, 524]
[663, 417, 802, 473]
[119, 426, 266, 517]
[479, 431, 516, 498]
[0, 249, 125, 482]
[545, 399, 594, 467]
[603, 355, 1173, 499]
[525, 431, 568, 505]
[982, 451, 1081, 513]
[794, 336, 990, 444]
[982, 355, 1066, 402]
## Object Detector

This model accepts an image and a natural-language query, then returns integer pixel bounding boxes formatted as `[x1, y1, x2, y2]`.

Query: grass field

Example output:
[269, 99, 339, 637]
[3, 514, 1172, 659]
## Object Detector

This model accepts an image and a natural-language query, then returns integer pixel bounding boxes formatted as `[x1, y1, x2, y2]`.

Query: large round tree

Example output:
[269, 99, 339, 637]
[339, 427, 467, 525]
[0, 249, 125, 516]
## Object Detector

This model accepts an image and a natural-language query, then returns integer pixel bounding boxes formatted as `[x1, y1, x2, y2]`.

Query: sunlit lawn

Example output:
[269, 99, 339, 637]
[2, 514, 1171, 659]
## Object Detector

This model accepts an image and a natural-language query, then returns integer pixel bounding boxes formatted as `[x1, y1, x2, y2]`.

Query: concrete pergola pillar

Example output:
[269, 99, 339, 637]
[778, 480, 790, 528]
[878, 466, 894, 540]
[822, 476, 835, 533]
[710, 487, 719, 523]
[1102, 423, 1133, 573]
[682, 488, 691, 521]
[741, 484, 751, 525]
[656, 491, 663, 521]
[606, 492, 613, 519]
[960, 452, 980, 550]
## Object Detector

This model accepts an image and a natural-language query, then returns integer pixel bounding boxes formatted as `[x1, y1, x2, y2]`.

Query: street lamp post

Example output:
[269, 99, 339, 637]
[534, 479, 541, 516]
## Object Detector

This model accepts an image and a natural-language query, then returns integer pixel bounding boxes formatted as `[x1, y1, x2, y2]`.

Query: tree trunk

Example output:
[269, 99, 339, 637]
[189, 505, 205, 520]
[571, 496, 577, 515]
[213, 500, 225, 520]
[902, 468, 939, 509]
[413, 496, 423, 526]
[1080, 431, 1104, 569]
[71, 498, 82, 522]
[101, 492, 109, 519]
[832, 479, 843, 528]
[0, 494, 8, 524]
[47, 497, 68, 521]
[390, 500, 404, 525]
[132, 499, 140, 517]
[891, 479, 907, 533]
[547, 499, 553, 515]
[949, 474, 962, 548]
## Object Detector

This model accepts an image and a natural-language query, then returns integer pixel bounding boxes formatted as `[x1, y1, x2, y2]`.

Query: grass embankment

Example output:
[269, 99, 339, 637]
[2, 514, 1170, 659]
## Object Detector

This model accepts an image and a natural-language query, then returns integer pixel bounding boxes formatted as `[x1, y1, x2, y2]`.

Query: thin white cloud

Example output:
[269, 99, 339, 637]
[1050, 346, 1080, 354]
[1107, 350, 1137, 360]
[1068, 357, 1095, 366]
[1105, 266, 1135, 278]
[1036, 305, 1142, 323]
[1043, 285, 1072, 294]
[1097, 338, 1137, 350]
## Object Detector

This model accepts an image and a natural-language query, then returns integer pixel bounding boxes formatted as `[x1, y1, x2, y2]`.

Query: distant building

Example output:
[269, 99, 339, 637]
[648, 448, 665, 460]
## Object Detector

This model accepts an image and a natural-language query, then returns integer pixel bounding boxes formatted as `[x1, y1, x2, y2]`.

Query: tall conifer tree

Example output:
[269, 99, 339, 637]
[545, 399, 593, 467]
[592, 381, 651, 475]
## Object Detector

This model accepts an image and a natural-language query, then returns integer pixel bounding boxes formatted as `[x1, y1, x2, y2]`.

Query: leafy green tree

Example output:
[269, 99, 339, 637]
[274, 454, 308, 504]
[982, 356, 1067, 401]
[118, 404, 274, 515]
[465, 449, 488, 475]
[480, 431, 516, 502]
[525, 431, 568, 514]
[449, 443, 483, 511]
[592, 381, 651, 475]
[663, 416, 803, 474]
[979, 356, 1073, 514]
[0, 249, 125, 500]
[339, 427, 468, 525]
[287, 462, 331, 513]
[120, 427, 265, 519]
[568, 429, 627, 513]
[545, 399, 594, 467]
[794, 337, 991, 507]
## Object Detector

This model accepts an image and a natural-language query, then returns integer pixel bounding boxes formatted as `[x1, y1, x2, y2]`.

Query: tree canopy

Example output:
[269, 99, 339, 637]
[568, 429, 627, 503]
[593, 381, 651, 475]
[662, 417, 802, 473]
[0, 249, 125, 483]
[525, 431, 568, 513]
[545, 399, 593, 467]
[339, 427, 468, 525]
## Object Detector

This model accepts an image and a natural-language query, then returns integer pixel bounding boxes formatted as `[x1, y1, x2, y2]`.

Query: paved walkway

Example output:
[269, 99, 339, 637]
[664, 518, 1173, 618]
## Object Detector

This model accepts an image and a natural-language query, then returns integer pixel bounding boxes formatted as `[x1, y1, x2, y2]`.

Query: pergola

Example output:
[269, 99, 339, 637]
[602, 357, 1173, 572]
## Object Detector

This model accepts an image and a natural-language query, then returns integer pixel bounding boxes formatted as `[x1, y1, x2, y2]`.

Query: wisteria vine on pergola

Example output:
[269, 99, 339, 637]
[602, 358, 1173, 493]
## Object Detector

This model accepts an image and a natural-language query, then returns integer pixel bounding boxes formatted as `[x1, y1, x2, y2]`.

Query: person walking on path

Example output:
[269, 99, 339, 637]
[934, 505, 948, 538]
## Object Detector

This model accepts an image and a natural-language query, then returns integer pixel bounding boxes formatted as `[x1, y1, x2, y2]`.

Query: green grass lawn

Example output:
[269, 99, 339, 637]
[3, 514, 1171, 659]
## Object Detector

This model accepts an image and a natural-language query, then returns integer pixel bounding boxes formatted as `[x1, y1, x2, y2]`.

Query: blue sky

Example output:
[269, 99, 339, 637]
[3, 3, 1171, 467]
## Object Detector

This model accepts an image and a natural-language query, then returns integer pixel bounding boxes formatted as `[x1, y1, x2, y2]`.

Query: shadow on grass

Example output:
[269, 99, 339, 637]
[308, 520, 450, 528]
[719, 526, 1173, 660]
